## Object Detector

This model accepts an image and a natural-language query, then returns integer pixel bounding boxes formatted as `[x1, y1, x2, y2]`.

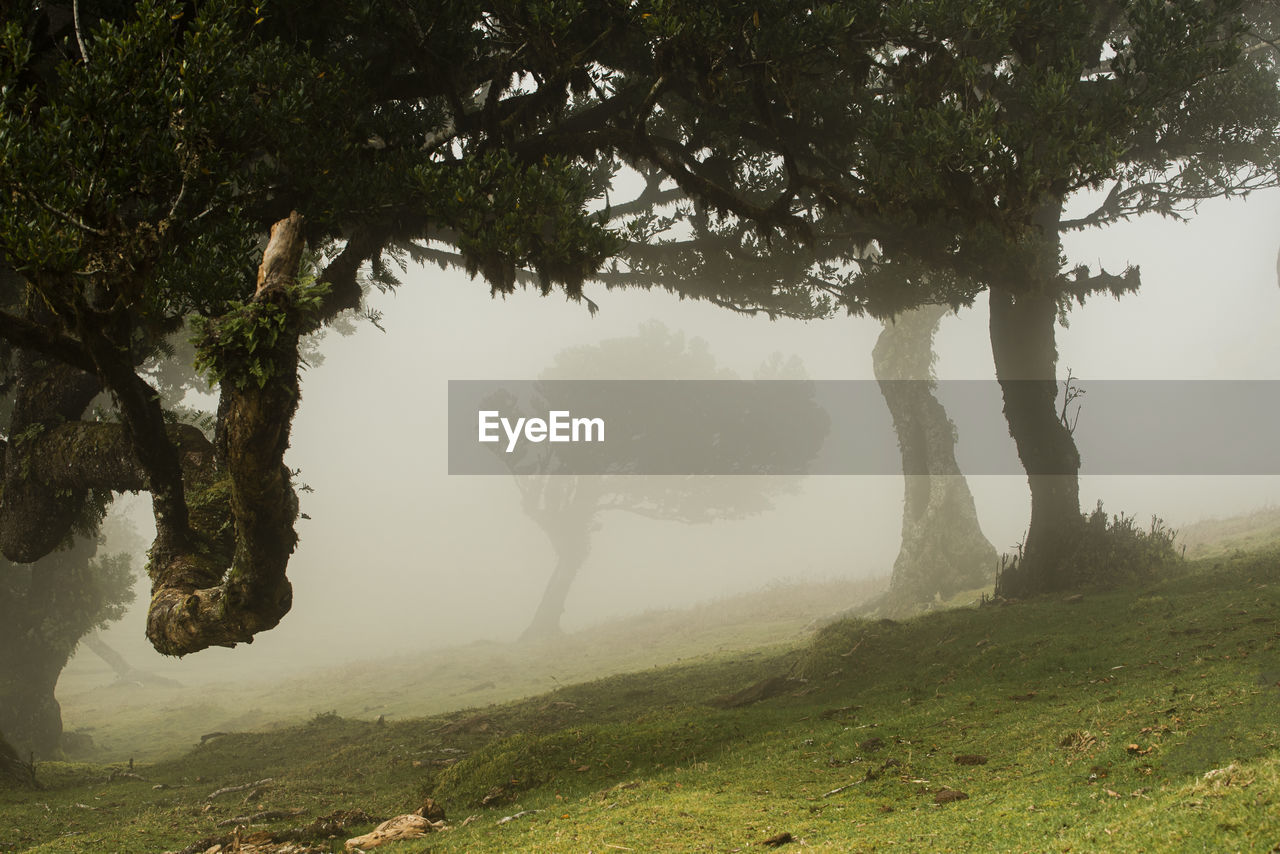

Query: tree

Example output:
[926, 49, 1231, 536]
[593, 0, 1280, 595]
[0, 535, 133, 758]
[2, 1, 833, 656]
[873, 305, 996, 609]
[0, 267, 139, 759]
[846, 0, 1280, 595]
[7, 0, 1274, 672]
[486, 322, 828, 638]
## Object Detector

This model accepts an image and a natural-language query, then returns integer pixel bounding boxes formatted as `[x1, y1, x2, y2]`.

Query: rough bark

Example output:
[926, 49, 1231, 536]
[873, 305, 996, 609]
[0, 212, 371, 657]
[988, 286, 1083, 597]
[144, 212, 309, 655]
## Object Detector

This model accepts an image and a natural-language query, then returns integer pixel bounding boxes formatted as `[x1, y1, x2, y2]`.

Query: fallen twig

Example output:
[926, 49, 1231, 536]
[172, 808, 378, 854]
[822, 781, 860, 798]
[216, 808, 306, 827]
[207, 778, 273, 801]
[105, 770, 146, 782]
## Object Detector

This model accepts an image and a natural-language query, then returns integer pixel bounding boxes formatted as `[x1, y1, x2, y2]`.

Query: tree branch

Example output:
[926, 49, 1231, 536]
[0, 311, 95, 373]
[146, 213, 313, 654]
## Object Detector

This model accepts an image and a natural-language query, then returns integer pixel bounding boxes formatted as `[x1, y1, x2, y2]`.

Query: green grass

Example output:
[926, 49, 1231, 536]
[3, 548, 1280, 853]
[52, 576, 885, 766]
[1179, 505, 1280, 559]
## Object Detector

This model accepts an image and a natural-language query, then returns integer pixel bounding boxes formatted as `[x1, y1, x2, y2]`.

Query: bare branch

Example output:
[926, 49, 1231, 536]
[73, 0, 90, 66]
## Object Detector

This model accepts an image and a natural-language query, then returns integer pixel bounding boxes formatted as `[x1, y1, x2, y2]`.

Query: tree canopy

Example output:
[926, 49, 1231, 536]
[0, 0, 813, 655]
[1, 0, 1277, 672]
[594, 0, 1280, 591]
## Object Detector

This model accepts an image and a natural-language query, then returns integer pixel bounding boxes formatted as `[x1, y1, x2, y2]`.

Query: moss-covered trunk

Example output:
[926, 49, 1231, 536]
[0, 212, 372, 657]
[143, 213, 308, 655]
[873, 305, 996, 609]
[0, 351, 100, 563]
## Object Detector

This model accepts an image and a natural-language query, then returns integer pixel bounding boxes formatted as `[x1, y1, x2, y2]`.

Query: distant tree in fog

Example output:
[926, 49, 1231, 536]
[0, 537, 134, 759]
[486, 322, 827, 639]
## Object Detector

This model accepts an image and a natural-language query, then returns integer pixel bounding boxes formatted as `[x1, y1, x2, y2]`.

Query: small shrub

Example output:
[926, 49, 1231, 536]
[1069, 502, 1181, 588]
[996, 502, 1182, 596]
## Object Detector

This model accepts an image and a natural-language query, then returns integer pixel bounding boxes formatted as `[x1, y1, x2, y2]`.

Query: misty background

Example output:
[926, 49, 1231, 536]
[77, 186, 1280, 685]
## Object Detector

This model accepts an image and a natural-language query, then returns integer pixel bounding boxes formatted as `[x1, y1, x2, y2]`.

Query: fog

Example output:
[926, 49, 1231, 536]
[81, 187, 1280, 687]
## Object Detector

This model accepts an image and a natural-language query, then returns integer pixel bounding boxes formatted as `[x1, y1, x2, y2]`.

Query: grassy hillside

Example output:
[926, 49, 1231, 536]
[3, 547, 1279, 852]
[52, 576, 887, 765]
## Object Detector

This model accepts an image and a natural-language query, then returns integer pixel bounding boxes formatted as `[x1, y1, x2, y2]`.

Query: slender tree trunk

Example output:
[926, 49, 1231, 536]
[81, 632, 132, 680]
[873, 305, 996, 609]
[988, 287, 1082, 596]
[81, 633, 182, 688]
[521, 523, 591, 641]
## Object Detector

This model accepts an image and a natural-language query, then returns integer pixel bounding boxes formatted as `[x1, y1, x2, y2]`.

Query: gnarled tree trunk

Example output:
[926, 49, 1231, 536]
[873, 305, 996, 609]
[0, 213, 351, 656]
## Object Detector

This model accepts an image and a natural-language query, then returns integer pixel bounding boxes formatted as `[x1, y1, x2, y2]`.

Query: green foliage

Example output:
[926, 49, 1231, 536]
[87, 551, 137, 630]
[1072, 502, 1182, 586]
[191, 281, 329, 390]
[0, 1, 271, 315]
[416, 150, 621, 299]
[609, 0, 1280, 317]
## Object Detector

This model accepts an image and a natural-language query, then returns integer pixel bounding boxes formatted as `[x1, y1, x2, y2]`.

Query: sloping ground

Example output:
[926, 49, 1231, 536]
[3, 551, 1278, 852]
[52, 575, 886, 765]
[1178, 506, 1280, 559]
